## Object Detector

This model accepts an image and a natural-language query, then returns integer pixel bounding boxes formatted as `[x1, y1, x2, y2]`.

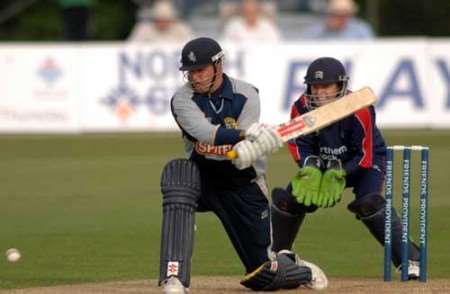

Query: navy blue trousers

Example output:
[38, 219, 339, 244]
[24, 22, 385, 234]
[197, 179, 270, 273]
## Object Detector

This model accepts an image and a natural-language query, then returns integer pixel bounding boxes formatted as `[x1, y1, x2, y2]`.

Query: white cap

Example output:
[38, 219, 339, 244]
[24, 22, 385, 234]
[327, 0, 359, 15]
[150, 1, 178, 20]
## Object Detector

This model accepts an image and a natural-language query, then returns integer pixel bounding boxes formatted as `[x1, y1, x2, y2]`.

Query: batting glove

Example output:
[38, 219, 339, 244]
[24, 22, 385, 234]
[245, 123, 283, 155]
[231, 139, 263, 170]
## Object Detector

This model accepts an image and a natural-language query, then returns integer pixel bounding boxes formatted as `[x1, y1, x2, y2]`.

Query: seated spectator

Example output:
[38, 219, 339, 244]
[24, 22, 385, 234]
[301, 0, 374, 40]
[128, 0, 193, 43]
[222, 0, 281, 43]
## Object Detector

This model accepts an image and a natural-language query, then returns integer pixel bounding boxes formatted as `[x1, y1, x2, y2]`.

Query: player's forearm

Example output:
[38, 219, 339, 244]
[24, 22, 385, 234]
[214, 127, 243, 145]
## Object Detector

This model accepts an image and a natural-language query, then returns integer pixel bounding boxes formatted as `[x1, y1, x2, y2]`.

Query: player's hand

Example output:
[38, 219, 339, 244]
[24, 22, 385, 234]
[245, 123, 265, 141]
[245, 123, 283, 155]
[316, 160, 346, 207]
[291, 166, 322, 206]
[231, 140, 263, 170]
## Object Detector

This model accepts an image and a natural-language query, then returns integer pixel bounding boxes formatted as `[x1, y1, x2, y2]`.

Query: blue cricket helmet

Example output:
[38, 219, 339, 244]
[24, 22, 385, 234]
[304, 57, 349, 85]
[304, 57, 349, 110]
[179, 37, 224, 71]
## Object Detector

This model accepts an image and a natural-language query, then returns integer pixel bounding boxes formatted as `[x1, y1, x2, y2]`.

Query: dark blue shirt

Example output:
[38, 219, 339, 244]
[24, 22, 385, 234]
[288, 93, 386, 176]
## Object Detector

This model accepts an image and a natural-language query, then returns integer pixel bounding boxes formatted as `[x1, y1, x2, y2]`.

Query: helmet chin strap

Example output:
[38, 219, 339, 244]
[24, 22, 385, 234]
[207, 62, 219, 97]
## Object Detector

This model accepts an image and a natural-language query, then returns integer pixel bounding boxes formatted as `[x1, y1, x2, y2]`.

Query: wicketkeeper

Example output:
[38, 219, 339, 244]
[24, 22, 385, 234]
[158, 37, 328, 294]
[270, 57, 422, 279]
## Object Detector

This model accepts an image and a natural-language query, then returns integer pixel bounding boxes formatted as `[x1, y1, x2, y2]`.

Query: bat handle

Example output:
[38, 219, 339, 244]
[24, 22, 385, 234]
[226, 150, 238, 160]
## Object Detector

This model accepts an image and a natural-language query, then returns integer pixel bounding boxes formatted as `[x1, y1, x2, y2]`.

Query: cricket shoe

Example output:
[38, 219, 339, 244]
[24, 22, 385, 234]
[161, 276, 188, 294]
[300, 259, 329, 290]
[397, 260, 420, 280]
[278, 250, 328, 290]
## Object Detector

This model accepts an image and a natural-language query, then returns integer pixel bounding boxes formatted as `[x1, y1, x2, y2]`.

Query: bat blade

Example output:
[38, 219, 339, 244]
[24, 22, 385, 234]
[227, 87, 377, 159]
[276, 86, 377, 141]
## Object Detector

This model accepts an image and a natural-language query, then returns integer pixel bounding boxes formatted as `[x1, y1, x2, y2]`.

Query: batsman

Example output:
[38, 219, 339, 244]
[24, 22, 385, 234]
[158, 37, 328, 294]
[270, 57, 422, 279]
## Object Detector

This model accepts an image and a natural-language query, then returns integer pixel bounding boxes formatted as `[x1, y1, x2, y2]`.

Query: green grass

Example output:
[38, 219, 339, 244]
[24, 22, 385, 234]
[0, 130, 449, 289]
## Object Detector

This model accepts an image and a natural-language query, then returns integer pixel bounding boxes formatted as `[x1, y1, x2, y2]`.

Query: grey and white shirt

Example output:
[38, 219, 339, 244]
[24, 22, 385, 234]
[171, 74, 268, 191]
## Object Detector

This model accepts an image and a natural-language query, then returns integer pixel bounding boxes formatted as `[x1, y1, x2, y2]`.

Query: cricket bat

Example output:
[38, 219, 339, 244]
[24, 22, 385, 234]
[227, 87, 377, 159]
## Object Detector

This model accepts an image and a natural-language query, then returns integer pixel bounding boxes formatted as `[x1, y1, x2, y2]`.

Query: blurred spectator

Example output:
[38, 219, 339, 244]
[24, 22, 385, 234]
[128, 1, 193, 43]
[60, 0, 94, 41]
[301, 0, 374, 40]
[222, 0, 281, 43]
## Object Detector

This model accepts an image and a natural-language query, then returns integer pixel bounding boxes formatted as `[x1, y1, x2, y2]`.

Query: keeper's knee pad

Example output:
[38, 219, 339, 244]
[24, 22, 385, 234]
[347, 193, 385, 219]
[272, 186, 317, 216]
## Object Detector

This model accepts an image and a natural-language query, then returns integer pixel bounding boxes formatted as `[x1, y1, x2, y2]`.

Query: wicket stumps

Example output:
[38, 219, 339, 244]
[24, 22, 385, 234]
[383, 145, 429, 282]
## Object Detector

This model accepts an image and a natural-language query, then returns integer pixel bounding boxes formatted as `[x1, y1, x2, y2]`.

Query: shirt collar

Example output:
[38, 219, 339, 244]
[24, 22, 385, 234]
[219, 74, 234, 100]
[193, 74, 234, 100]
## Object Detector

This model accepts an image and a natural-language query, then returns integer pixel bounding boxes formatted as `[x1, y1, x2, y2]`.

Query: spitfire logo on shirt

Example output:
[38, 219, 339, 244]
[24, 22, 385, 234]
[195, 142, 233, 156]
[224, 117, 239, 129]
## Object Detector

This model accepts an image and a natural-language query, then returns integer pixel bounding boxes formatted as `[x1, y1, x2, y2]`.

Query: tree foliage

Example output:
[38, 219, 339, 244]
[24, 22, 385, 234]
[0, 0, 448, 41]
[0, 0, 137, 41]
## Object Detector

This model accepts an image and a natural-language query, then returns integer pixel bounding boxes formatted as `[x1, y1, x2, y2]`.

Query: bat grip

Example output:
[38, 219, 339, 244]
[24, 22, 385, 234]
[226, 150, 238, 160]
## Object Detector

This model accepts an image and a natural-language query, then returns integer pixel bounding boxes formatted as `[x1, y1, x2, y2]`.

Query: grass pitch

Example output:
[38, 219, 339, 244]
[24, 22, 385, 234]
[1, 130, 449, 289]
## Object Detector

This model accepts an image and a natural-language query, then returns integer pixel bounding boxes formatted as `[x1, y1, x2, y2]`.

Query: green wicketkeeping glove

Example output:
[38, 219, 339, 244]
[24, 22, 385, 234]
[291, 166, 323, 206]
[316, 168, 346, 208]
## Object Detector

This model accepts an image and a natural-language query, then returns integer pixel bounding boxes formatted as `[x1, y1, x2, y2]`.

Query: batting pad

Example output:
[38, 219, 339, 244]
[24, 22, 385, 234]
[159, 159, 201, 287]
